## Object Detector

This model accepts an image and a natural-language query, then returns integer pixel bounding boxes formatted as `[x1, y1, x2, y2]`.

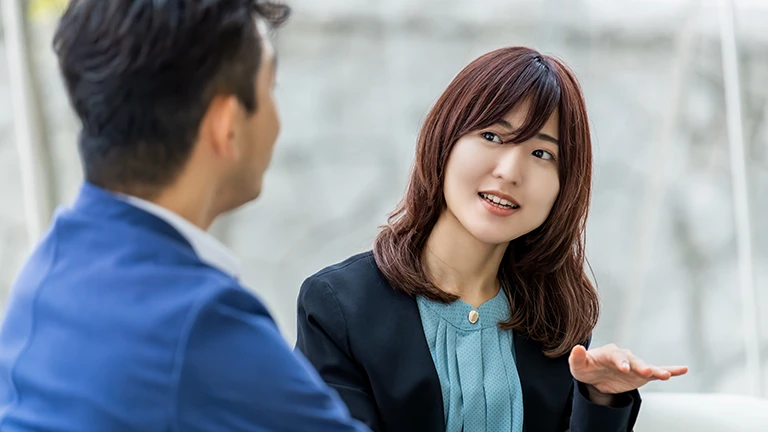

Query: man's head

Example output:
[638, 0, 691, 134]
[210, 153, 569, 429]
[54, 0, 290, 209]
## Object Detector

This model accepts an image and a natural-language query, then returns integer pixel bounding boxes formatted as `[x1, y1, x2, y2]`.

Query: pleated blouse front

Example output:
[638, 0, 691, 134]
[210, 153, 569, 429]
[417, 289, 524, 432]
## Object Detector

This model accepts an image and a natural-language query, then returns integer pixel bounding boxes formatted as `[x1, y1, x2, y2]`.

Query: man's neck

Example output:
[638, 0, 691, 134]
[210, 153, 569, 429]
[137, 174, 223, 231]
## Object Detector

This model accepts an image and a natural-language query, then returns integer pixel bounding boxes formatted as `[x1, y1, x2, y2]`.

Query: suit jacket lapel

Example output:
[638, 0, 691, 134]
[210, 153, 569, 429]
[401, 295, 446, 432]
[514, 333, 574, 432]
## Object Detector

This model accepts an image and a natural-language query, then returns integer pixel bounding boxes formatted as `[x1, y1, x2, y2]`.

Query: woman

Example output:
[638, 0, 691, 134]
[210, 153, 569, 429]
[295, 47, 687, 432]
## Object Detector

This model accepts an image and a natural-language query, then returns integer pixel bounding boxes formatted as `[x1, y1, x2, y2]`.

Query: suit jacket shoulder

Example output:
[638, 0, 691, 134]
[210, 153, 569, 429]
[297, 251, 444, 432]
[303, 251, 403, 321]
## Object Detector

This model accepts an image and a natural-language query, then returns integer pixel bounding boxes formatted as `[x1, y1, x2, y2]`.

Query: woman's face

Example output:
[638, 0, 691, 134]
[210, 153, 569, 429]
[442, 101, 561, 246]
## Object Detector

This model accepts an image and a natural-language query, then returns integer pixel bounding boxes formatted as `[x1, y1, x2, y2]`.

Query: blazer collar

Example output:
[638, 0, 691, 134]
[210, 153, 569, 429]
[71, 182, 193, 251]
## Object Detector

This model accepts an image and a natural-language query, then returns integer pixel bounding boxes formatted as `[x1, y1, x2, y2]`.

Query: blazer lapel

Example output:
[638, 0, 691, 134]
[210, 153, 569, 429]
[361, 281, 445, 432]
[514, 333, 574, 432]
[398, 294, 446, 432]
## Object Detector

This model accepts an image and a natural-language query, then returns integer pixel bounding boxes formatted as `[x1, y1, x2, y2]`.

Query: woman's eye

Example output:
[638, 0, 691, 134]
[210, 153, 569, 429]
[481, 132, 503, 144]
[532, 149, 555, 160]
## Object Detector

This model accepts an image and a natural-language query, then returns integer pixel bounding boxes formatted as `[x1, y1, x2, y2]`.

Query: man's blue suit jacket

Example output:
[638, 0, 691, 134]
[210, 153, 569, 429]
[0, 183, 367, 431]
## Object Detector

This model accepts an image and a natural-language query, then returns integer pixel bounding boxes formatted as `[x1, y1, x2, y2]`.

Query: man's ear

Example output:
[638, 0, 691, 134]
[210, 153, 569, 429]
[200, 94, 241, 161]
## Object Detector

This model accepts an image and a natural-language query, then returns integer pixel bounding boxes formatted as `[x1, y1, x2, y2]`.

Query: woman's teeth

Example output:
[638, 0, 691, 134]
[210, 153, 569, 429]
[479, 192, 519, 209]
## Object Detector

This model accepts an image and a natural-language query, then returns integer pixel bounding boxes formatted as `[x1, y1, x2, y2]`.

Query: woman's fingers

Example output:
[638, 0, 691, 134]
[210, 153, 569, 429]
[650, 367, 672, 380]
[610, 349, 631, 372]
[646, 365, 689, 380]
[627, 353, 654, 377]
[660, 365, 689, 377]
[586, 344, 689, 384]
[582, 344, 689, 392]
[569, 344, 588, 369]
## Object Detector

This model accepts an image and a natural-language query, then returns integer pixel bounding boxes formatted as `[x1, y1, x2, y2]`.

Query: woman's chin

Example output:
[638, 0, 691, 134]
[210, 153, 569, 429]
[466, 227, 516, 247]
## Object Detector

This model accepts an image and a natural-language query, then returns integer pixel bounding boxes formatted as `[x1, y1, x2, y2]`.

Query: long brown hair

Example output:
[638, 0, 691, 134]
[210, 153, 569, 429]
[373, 47, 598, 358]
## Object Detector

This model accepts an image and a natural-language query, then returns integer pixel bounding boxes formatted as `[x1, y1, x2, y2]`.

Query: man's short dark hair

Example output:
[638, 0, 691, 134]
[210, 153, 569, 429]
[53, 0, 290, 195]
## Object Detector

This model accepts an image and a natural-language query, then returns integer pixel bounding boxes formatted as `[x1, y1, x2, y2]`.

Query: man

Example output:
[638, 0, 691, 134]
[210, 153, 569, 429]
[0, 1, 368, 431]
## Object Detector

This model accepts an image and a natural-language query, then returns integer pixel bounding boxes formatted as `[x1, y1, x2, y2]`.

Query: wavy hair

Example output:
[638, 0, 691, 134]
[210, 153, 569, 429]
[374, 47, 598, 358]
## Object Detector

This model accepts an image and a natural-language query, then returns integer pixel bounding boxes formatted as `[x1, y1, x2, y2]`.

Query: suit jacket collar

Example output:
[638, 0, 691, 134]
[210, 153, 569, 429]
[71, 182, 193, 252]
[72, 182, 241, 279]
[119, 194, 241, 279]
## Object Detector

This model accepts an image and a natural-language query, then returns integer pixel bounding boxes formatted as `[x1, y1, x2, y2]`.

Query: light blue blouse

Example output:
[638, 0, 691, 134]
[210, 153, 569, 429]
[417, 289, 524, 432]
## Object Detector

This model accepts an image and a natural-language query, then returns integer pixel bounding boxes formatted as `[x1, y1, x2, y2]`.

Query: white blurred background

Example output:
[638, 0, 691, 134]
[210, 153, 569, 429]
[1, 0, 767, 399]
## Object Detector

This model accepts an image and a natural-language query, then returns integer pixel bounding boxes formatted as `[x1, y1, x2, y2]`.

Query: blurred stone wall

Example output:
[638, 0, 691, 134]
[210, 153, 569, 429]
[1, 0, 766, 394]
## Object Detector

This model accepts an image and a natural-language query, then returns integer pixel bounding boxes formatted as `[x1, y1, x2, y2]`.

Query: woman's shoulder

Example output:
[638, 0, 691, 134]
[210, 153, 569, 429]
[298, 250, 412, 312]
[310, 250, 379, 281]
[304, 250, 381, 291]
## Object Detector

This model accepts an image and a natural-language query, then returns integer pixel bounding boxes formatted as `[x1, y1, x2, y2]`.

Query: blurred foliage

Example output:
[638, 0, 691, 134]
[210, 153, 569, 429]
[28, 0, 67, 20]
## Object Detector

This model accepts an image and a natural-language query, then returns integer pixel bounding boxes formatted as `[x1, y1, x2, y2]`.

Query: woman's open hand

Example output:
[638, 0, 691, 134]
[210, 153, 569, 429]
[569, 343, 688, 398]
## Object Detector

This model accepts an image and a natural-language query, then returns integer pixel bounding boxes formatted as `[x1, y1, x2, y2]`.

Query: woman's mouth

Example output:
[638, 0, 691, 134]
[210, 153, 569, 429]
[478, 192, 520, 210]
